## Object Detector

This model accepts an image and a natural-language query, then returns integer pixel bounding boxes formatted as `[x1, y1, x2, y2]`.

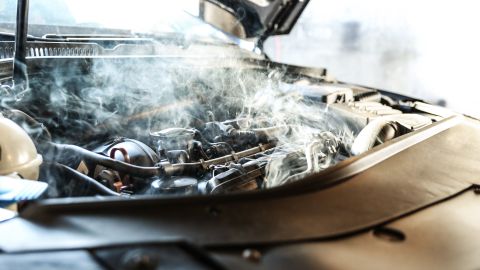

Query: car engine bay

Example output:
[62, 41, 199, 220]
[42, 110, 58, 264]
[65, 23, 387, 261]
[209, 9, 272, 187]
[0, 57, 443, 199]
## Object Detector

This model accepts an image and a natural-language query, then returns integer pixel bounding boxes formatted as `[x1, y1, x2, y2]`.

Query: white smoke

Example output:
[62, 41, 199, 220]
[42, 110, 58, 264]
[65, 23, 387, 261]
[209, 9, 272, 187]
[2, 46, 354, 190]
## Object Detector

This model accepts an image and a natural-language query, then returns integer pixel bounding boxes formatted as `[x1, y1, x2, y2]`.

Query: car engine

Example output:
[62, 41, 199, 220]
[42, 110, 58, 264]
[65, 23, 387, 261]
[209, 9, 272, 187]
[0, 59, 440, 199]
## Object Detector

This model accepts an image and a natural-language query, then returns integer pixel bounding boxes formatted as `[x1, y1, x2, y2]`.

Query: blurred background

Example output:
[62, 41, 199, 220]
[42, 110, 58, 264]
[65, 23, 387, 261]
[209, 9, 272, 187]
[264, 0, 480, 117]
[1, 0, 479, 117]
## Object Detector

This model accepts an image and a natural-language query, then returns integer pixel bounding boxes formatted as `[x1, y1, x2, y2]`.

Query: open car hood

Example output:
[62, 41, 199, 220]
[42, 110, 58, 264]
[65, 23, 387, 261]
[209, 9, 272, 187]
[201, 0, 310, 41]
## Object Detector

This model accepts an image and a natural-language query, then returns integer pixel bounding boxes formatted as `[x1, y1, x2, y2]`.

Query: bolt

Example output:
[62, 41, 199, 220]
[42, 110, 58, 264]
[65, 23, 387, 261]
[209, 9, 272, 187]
[124, 253, 155, 270]
[207, 206, 221, 217]
[242, 249, 261, 263]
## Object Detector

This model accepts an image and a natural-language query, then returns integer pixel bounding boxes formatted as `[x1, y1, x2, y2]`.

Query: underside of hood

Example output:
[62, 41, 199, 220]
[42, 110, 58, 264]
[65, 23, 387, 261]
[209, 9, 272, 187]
[201, 0, 310, 41]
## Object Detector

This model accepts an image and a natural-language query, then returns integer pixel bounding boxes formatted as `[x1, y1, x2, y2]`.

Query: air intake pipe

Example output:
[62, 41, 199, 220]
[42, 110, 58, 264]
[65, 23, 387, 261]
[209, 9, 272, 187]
[351, 114, 432, 155]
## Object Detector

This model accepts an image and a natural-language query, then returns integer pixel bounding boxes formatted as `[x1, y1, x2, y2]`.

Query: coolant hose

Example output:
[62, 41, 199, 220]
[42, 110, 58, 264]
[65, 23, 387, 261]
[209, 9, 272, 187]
[48, 162, 120, 196]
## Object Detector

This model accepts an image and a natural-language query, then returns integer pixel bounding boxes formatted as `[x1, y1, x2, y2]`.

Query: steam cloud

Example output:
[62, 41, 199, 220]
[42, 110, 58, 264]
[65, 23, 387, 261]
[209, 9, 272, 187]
[1, 48, 354, 191]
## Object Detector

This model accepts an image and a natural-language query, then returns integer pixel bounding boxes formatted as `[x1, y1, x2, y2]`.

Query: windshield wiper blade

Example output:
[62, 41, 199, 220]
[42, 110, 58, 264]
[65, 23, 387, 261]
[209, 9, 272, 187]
[40, 33, 158, 49]
[42, 34, 139, 40]
[0, 31, 63, 42]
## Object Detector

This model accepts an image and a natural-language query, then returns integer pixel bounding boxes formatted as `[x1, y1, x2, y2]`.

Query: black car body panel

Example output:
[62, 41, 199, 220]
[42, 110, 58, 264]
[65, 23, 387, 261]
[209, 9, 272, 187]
[0, 114, 478, 251]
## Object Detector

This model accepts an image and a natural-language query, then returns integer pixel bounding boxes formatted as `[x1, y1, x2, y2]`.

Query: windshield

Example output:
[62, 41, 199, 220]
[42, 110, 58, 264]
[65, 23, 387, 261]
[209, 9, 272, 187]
[0, 0, 230, 41]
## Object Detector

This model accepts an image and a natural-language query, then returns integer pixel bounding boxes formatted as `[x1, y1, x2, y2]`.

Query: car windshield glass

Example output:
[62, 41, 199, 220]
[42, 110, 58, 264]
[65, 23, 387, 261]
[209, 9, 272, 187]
[0, 0, 231, 42]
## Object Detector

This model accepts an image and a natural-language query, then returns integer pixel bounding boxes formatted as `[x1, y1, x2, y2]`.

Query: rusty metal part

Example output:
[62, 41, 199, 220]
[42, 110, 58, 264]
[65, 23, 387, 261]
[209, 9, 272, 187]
[110, 147, 130, 189]
[109, 147, 131, 187]
[109, 147, 131, 164]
